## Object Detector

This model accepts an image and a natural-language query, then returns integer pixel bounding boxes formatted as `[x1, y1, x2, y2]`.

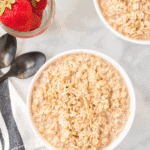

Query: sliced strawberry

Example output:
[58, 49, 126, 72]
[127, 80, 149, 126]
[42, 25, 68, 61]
[0, 0, 32, 32]
[30, 13, 42, 31]
[32, 8, 43, 19]
[29, 0, 47, 10]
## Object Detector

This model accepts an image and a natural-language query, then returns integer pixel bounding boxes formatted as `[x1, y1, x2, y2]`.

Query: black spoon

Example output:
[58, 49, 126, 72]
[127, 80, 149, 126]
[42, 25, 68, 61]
[0, 52, 46, 83]
[0, 33, 17, 68]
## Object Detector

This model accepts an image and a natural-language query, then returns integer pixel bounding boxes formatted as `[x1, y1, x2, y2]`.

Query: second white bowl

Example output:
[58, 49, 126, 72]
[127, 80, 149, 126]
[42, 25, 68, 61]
[93, 0, 150, 45]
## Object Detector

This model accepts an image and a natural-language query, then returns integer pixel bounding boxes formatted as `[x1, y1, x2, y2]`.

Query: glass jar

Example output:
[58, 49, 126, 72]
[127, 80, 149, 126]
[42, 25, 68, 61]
[0, 0, 55, 38]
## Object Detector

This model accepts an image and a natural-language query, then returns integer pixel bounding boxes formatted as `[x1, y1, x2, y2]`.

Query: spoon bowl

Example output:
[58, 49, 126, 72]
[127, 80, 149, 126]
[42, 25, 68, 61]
[0, 52, 46, 83]
[0, 33, 17, 68]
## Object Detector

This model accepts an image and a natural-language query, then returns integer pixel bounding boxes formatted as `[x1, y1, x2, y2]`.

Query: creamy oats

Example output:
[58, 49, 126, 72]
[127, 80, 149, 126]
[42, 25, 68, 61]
[31, 53, 130, 150]
[99, 0, 150, 40]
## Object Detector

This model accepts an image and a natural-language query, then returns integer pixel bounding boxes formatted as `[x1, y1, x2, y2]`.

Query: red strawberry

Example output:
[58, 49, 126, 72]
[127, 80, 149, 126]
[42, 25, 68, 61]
[29, 0, 47, 10]
[0, 0, 32, 32]
[30, 13, 42, 31]
[32, 8, 43, 19]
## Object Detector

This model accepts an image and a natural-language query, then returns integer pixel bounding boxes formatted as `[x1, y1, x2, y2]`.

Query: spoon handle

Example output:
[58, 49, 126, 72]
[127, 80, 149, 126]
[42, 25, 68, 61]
[0, 72, 11, 84]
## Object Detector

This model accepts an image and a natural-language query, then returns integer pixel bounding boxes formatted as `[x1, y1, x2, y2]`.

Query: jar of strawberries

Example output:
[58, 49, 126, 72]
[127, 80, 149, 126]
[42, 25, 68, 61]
[0, 0, 55, 38]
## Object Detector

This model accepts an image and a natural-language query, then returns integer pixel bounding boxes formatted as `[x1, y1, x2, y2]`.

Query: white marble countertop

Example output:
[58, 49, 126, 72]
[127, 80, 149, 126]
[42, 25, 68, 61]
[1, 0, 150, 149]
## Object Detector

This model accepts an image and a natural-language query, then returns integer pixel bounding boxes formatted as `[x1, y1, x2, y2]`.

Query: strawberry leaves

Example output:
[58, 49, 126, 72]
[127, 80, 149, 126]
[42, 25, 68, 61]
[31, 0, 41, 7]
[0, 0, 16, 16]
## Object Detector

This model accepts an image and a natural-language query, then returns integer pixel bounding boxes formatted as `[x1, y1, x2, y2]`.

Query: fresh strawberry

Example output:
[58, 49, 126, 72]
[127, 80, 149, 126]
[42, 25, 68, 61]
[0, 0, 32, 32]
[32, 8, 43, 19]
[30, 13, 42, 31]
[29, 0, 47, 10]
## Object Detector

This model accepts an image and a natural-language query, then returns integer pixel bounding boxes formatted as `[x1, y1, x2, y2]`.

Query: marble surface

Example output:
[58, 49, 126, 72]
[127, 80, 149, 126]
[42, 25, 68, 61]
[1, 0, 150, 149]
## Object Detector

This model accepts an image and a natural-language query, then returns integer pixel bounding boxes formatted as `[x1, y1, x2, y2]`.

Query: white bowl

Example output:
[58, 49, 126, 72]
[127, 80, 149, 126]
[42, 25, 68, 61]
[93, 0, 150, 45]
[27, 49, 136, 150]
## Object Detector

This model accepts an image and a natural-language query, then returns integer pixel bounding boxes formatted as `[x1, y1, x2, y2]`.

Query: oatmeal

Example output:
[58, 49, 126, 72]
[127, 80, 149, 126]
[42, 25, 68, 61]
[31, 53, 130, 150]
[99, 0, 150, 40]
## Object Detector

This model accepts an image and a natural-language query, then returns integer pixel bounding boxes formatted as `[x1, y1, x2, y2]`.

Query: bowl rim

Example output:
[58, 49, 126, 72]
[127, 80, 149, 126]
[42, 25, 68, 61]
[27, 49, 136, 150]
[93, 0, 150, 45]
[0, 0, 55, 38]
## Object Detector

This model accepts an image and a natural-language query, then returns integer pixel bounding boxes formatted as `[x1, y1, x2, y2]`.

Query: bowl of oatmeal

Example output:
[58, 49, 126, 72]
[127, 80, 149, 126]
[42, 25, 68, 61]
[94, 0, 150, 44]
[27, 49, 136, 150]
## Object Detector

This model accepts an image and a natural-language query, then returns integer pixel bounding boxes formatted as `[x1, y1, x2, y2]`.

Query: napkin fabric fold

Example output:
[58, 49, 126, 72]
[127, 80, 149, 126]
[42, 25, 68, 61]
[0, 71, 25, 150]
[0, 70, 46, 150]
